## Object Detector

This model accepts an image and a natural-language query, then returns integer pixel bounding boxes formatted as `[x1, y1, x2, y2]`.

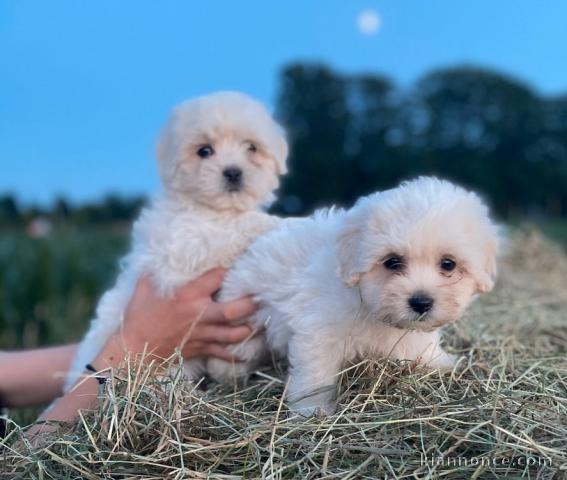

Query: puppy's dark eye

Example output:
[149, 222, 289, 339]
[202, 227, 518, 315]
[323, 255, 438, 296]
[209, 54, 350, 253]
[440, 258, 456, 272]
[383, 256, 404, 271]
[197, 145, 214, 158]
[247, 143, 257, 153]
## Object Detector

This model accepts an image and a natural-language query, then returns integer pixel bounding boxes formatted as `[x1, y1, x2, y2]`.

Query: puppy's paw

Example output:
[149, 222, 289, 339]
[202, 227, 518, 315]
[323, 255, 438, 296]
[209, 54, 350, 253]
[426, 352, 458, 371]
[183, 359, 207, 383]
[207, 335, 267, 385]
[206, 358, 252, 386]
[289, 397, 336, 418]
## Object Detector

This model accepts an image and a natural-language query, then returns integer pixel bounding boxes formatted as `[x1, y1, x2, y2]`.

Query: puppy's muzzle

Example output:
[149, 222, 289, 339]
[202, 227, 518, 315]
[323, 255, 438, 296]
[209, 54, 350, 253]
[408, 293, 434, 316]
[223, 166, 243, 192]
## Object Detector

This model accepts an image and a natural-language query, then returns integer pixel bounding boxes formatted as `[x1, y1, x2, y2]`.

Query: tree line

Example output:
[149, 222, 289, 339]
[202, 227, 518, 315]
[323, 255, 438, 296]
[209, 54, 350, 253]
[273, 63, 567, 218]
[0, 194, 146, 227]
[2, 62, 566, 226]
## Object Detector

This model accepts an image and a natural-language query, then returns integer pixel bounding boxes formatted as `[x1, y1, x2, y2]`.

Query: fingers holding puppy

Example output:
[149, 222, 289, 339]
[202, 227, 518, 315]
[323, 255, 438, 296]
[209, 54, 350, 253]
[121, 269, 258, 363]
[176, 268, 257, 324]
[203, 296, 258, 324]
[183, 323, 254, 344]
[181, 341, 246, 363]
[175, 269, 259, 363]
[177, 267, 227, 300]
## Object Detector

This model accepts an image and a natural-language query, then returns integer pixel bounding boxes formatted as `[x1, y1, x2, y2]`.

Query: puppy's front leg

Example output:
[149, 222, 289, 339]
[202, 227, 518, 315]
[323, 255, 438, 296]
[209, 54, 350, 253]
[390, 330, 457, 370]
[206, 334, 268, 385]
[287, 334, 345, 417]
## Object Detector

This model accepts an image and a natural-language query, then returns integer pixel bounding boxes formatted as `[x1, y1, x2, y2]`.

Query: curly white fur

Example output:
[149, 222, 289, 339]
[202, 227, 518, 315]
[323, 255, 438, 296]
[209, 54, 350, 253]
[65, 91, 288, 390]
[215, 177, 499, 416]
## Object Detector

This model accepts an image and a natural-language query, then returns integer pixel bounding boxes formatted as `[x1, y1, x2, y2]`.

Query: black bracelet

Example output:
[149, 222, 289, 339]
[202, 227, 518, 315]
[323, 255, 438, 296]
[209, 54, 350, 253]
[85, 363, 107, 385]
[0, 394, 6, 440]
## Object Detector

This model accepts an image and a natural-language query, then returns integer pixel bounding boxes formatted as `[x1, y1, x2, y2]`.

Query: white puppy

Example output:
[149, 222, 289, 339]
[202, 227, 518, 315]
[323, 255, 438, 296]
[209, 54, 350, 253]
[216, 177, 499, 416]
[65, 91, 288, 390]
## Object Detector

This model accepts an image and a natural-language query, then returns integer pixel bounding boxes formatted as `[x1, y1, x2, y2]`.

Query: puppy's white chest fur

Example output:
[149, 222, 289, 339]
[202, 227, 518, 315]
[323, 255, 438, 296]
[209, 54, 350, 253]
[132, 197, 278, 294]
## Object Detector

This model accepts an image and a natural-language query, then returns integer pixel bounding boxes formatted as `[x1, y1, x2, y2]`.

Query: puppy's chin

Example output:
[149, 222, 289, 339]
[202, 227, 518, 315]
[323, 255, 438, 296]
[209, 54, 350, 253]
[197, 190, 262, 212]
[168, 165, 277, 213]
[372, 309, 458, 332]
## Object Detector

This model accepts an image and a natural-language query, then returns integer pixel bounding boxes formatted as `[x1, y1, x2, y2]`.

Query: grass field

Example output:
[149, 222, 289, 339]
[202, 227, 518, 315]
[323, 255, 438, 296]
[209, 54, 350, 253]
[0, 227, 129, 350]
[532, 219, 567, 248]
[1, 223, 567, 478]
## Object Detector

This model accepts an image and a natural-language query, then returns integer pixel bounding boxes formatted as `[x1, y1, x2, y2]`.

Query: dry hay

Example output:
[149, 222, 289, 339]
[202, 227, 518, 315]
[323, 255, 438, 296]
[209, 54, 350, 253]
[2, 227, 567, 479]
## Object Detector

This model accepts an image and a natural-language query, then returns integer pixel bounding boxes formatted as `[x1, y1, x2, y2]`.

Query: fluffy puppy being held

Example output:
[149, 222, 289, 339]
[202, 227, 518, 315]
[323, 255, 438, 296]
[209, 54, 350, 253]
[65, 91, 288, 389]
[217, 177, 499, 416]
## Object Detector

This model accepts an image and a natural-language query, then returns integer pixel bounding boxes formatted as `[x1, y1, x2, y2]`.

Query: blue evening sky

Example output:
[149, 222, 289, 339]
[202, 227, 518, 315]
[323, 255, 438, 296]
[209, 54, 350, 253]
[1, 1, 566, 205]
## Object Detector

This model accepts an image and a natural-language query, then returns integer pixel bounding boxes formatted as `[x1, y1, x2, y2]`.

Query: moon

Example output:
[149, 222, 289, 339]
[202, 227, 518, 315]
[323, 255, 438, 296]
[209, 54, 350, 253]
[357, 9, 381, 36]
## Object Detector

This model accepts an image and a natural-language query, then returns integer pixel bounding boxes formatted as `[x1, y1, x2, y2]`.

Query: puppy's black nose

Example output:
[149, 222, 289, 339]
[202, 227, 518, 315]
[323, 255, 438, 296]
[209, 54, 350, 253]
[223, 167, 243, 184]
[408, 294, 434, 315]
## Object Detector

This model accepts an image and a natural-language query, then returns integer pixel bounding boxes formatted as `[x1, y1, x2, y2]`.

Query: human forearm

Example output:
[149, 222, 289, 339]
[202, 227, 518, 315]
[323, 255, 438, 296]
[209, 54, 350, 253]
[0, 344, 78, 408]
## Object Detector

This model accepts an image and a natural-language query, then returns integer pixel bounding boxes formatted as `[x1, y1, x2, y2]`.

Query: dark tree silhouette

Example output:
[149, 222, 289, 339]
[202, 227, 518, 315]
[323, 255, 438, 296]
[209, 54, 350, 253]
[412, 67, 545, 216]
[0, 195, 20, 224]
[276, 64, 351, 213]
[274, 63, 567, 218]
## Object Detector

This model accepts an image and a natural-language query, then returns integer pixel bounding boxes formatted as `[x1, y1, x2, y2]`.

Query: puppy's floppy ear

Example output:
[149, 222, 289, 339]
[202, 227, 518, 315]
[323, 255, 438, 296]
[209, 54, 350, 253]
[475, 229, 499, 293]
[336, 209, 369, 287]
[156, 113, 181, 187]
[268, 127, 288, 175]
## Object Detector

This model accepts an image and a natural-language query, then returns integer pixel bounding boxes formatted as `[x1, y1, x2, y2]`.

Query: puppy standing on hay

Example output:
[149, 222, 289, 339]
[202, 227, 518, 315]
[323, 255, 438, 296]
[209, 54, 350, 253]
[65, 91, 288, 390]
[215, 177, 499, 416]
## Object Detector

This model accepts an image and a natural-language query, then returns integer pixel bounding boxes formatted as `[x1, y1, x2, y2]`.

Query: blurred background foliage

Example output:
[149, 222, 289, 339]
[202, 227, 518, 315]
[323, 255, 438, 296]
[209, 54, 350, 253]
[1, 62, 567, 349]
[273, 63, 567, 217]
[0, 230, 128, 348]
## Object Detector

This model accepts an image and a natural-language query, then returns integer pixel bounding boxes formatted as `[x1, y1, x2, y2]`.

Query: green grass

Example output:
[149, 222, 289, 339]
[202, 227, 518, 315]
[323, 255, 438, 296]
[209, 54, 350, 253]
[0, 227, 129, 349]
[533, 219, 567, 249]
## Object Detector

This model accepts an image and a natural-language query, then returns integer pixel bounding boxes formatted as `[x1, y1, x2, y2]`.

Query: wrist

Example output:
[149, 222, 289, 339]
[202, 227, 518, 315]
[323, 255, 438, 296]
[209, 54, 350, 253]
[96, 334, 129, 370]
[120, 330, 148, 355]
[103, 331, 161, 367]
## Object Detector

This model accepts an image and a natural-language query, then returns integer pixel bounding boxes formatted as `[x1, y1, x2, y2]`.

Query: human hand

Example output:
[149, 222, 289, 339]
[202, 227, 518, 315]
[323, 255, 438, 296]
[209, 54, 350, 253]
[116, 268, 257, 362]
